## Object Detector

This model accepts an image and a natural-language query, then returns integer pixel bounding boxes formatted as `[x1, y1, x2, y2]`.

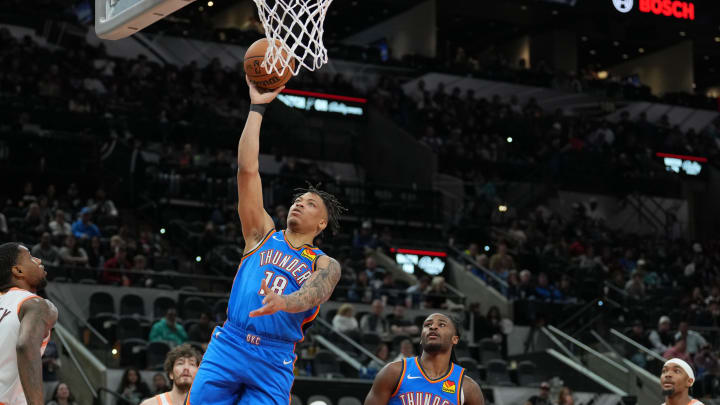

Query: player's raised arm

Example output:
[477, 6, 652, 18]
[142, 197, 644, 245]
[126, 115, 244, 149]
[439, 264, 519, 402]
[236, 76, 285, 247]
[249, 254, 341, 317]
[17, 298, 57, 405]
[363, 361, 404, 405]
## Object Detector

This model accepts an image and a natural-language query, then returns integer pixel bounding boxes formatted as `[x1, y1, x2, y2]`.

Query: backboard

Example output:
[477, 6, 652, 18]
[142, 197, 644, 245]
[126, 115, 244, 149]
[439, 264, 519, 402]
[95, 0, 195, 40]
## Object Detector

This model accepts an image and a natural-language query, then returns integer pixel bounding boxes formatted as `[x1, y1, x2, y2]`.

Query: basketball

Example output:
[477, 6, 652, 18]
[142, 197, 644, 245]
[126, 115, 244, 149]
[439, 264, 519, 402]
[244, 38, 294, 90]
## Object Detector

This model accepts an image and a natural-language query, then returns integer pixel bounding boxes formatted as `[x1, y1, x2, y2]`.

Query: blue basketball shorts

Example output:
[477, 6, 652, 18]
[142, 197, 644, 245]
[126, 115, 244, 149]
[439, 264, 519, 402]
[187, 323, 296, 405]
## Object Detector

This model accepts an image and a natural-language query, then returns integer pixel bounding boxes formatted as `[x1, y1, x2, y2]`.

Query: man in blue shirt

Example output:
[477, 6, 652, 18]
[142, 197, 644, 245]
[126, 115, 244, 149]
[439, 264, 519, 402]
[71, 207, 101, 239]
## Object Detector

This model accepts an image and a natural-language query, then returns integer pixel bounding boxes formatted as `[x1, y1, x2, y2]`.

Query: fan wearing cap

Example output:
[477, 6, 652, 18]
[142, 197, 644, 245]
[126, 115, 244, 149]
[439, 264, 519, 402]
[660, 358, 704, 405]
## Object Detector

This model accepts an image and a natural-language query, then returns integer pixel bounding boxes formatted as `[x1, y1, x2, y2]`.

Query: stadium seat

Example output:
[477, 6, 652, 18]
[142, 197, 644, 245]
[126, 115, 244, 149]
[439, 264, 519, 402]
[478, 338, 501, 362]
[87, 313, 118, 347]
[458, 357, 480, 380]
[454, 339, 471, 359]
[313, 351, 341, 377]
[116, 316, 144, 340]
[337, 397, 362, 405]
[147, 341, 172, 370]
[361, 332, 381, 350]
[181, 297, 209, 320]
[485, 359, 513, 386]
[307, 395, 333, 405]
[212, 299, 228, 320]
[325, 308, 338, 322]
[120, 294, 145, 317]
[517, 360, 541, 387]
[89, 292, 115, 317]
[290, 395, 303, 405]
[154, 297, 177, 319]
[180, 285, 200, 292]
[120, 338, 148, 368]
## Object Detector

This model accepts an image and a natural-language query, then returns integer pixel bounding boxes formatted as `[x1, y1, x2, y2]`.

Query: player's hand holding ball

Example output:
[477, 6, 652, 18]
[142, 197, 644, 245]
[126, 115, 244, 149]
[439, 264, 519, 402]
[245, 75, 284, 105]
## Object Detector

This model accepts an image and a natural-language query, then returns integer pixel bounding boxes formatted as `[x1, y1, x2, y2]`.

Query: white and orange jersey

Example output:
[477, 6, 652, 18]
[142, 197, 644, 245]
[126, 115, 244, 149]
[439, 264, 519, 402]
[0, 288, 53, 405]
[662, 399, 704, 405]
[151, 392, 173, 405]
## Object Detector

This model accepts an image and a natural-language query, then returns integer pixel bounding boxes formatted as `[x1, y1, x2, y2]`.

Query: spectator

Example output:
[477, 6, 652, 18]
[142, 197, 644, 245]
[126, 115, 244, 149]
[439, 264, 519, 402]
[625, 320, 651, 367]
[363, 256, 385, 281]
[188, 312, 215, 343]
[23, 202, 45, 237]
[374, 273, 400, 306]
[71, 207, 101, 239]
[489, 241, 515, 277]
[557, 386, 575, 405]
[674, 320, 707, 355]
[624, 271, 646, 300]
[518, 269, 534, 299]
[524, 381, 551, 405]
[360, 299, 389, 336]
[151, 373, 168, 396]
[649, 316, 674, 354]
[332, 303, 359, 335]
[117, 367, 151, 405]
[353, 221, 377, 253]
[388, 305, 419, 336]
[46, 382, 78, 405]
[42, 340, 60, 398]
[85, 236, 104, 268]
[102, 245, 132, 285]
[391, 338, 416, 362]
[478, 306, 505, 344]
[347, 271, 372, 303]
[663, 338, 692, 364]
[132, 254, 154, 288]
[48, 209, 71, 238]
[424, 276, 462, 310]
[58, 234, 89, 267]
[89, 188, 119, 218]
[31, 232, 60, 266]
[365, 343, 390, 372]
[405, 276, 430, 308]
[149, 307, 188, 345]
[532, 272, 562, 302]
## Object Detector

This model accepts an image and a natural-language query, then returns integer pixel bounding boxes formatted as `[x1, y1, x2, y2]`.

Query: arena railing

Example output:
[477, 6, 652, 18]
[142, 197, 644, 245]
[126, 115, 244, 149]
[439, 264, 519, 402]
[46, 289, 110, 347]
[314, 317, 386, 369]
[448, 245, 509, 292]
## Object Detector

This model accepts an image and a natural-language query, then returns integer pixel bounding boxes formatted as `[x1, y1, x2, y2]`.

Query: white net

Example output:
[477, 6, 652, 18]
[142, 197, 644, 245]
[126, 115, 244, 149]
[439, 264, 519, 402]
[252, 0, 333, 76]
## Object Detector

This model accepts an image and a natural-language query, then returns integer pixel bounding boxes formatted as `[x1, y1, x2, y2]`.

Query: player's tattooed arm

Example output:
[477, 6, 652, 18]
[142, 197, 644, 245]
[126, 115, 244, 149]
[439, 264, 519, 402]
[17, 298, 57, 405]
[249, 255, 341, 317]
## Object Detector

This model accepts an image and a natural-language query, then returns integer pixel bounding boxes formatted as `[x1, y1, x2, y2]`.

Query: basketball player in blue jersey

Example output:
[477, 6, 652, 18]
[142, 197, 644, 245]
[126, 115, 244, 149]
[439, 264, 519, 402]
[187, 77, 345, 405]
[364, 313, 484, 405]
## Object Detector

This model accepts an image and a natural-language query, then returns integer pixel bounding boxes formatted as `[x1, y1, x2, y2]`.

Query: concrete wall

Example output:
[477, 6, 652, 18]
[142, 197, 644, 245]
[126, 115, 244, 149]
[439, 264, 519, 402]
[342, 0, 436, 58]
[608, 41, 694, 96]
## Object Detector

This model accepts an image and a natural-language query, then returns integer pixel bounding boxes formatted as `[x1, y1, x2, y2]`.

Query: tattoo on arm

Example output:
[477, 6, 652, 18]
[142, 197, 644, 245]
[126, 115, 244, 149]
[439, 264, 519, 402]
[17, 299, 52, 405]
[282, 257, 341, 313]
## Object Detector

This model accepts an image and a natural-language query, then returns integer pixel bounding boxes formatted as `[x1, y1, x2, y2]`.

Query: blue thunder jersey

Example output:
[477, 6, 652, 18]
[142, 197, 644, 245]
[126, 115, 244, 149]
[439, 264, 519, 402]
[226, 229, 325, 343]
[389, 357, 466, 405]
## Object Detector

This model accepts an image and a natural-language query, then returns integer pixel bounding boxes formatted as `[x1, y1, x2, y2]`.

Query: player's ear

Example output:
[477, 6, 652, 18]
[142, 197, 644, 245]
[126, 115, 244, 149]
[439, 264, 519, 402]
[452, 335, 459, 345]
[11, 265, 22, 276]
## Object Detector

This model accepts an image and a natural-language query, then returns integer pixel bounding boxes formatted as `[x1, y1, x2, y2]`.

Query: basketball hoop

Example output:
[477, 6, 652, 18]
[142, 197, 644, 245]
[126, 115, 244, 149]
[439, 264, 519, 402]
[252, 0, 333, 76]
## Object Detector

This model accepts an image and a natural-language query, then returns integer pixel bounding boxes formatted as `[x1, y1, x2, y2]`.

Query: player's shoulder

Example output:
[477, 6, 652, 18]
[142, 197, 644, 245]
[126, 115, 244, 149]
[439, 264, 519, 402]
[139, 396, 157, 405]
[375, 359, 405, 382]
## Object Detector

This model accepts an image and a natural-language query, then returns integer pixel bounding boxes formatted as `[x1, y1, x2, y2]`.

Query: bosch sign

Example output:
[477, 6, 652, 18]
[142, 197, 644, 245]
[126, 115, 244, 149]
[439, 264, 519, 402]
[613, 0, 695, 20]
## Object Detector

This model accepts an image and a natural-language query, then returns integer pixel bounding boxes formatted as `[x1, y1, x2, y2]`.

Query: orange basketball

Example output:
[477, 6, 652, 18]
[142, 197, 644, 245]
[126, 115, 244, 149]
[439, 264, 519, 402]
[244, 38, 294, 90]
